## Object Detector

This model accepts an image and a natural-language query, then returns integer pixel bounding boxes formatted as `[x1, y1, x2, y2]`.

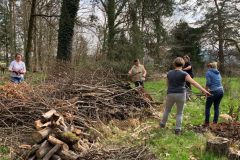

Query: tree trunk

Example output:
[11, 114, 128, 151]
[25, 0, 37, 70]
[8, 0, 16, 59]
[214, 0, 225, 73]
[33, 20, 38, 72]
[129, 1, 143, 59]
[206, 137, 230, 156]
[153, 15, 162, 64]
[106, 0, 115, 60]
[38, 18, 43, 71]
[56, 0, 80, 61]
[12, 0, 17, 55]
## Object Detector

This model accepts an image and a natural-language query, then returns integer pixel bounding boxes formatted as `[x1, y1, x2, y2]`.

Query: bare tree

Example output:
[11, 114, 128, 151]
[25, 0, 37, 70]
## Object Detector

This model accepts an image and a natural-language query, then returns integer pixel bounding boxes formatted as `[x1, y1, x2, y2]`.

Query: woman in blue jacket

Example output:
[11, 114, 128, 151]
[204, 62, 224, 126]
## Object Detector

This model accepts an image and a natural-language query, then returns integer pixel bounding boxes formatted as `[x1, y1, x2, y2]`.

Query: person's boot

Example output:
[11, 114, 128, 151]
[159, 122, 165, 128]
[174, 129, 181, 135]
[202, 122, 209, 128]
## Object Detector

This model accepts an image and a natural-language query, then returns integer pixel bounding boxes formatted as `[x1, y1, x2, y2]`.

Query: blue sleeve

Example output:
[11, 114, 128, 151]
[206, 71, 211, 87]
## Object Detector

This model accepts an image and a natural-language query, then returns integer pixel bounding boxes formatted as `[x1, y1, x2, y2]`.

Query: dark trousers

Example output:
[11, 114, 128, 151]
[186, 74, 193, 90]
[205, 89, 224, 123]
[186, 81, 191, 90]
[135, 81, 144, 87]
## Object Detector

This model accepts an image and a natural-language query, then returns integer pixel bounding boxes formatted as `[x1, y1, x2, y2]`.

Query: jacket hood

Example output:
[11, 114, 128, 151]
[208, 68, 220, 74]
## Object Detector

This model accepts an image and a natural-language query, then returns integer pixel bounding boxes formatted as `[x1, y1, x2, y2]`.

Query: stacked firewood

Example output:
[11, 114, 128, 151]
[24, 109, 91, 160]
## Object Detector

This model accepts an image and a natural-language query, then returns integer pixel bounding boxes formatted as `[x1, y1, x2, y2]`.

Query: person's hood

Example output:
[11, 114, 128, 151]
[208, 68, 220, 74]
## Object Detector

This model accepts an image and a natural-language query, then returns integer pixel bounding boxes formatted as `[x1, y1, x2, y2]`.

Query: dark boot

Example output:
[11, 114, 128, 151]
[174, 129, 181, 135]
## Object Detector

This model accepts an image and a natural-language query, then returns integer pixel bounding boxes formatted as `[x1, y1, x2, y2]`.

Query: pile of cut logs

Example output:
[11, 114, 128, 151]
[24, 109, 91, 160]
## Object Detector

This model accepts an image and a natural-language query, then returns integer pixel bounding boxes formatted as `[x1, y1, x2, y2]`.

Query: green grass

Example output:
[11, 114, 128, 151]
[0, 71, 46, 86]
[0, 146, 10, 160]
[144, 77, 240, 160]
[149, 128, 206, 160]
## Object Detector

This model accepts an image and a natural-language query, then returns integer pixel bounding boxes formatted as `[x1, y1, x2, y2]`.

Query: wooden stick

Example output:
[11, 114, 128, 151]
[42, 144, 61, 160]
[228, 147, 240, 159]
[42, 121, 53, 128]
[24, 144, 40, 159]
[36, 140, 52, 159]
[51, 155, 62, 160]
[28, 155, 36, 160]
[34, 120, 43, 130]
[48, 135, 69, 151]
[42, 109, 57, 119]
[32, 127, 52, 143]
[58, 150, 80, 160]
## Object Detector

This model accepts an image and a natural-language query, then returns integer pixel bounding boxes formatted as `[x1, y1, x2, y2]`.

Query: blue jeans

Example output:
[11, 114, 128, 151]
[205, 89, 224, 123]
[11, 77, 24, 84]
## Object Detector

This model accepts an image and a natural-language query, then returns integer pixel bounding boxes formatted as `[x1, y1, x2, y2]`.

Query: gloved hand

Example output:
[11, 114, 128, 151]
[141, 76, 146, 81]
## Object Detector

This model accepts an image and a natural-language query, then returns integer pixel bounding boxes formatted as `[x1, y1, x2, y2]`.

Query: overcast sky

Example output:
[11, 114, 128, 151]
[77, 0, 207, 53]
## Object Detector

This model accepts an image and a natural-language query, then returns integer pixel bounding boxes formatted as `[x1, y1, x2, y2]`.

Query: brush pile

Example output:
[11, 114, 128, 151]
[191, 122, 240, 141]
[0, 81, 154, 128]
[0, 66, 157, 159]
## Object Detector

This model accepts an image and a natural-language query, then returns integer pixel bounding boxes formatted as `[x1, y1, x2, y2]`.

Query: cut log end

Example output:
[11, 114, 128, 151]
[228, 148, 240, 160]
[32, 127, 52, 143]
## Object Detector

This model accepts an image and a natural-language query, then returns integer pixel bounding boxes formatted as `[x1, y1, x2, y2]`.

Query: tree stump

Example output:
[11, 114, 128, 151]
[228, 148, 240, 160]
[206, 137, 230, 156]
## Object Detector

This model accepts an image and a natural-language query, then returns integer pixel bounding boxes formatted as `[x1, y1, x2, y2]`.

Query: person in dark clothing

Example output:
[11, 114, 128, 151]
[204, 62, 224, 127]
[183, 55, 194, 90]
[160, 57, 211, 135]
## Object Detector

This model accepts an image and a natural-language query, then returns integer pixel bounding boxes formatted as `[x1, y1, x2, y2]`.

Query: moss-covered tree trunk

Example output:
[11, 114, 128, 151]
[57, 0, 80, 61]
[106, 0, 115, 60]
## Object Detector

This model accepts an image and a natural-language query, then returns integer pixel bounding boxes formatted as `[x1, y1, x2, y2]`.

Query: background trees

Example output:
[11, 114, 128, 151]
[171, 21, 204, 68]
[0, 0, 239, 74]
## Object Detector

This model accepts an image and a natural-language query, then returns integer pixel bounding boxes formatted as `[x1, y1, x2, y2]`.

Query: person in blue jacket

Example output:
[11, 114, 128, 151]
[204, 62, 224, 126]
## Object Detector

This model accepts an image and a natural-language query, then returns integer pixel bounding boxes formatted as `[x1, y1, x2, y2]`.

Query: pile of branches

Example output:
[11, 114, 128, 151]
[0, 66, 156, 159]
[80, 145, 158, 160]
[210, 122, 240, 141]
[191, 122, 240, 141]
[0, 80, 154, 128]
